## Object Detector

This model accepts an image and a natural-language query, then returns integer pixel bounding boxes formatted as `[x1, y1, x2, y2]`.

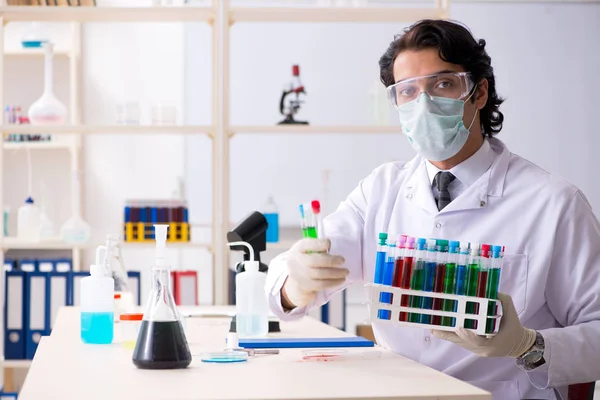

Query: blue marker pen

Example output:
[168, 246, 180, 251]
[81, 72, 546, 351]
[420, 238, 438, 324]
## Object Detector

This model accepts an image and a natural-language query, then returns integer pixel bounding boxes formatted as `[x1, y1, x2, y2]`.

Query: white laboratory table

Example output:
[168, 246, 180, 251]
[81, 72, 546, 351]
[18, 306, 491, 400]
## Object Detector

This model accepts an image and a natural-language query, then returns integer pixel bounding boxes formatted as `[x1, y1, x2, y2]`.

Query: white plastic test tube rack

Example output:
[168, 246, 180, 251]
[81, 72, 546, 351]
[365, 283, 503, 337]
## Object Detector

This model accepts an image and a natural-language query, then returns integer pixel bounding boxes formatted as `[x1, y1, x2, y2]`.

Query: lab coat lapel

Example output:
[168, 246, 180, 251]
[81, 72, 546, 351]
[403, 160, 439, 215]
[439, 138, 510, 214]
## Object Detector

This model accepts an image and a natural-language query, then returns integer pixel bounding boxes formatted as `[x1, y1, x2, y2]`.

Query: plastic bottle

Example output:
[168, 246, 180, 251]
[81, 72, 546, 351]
[133, 224, 191, 369]
[80, 246, 115, 344]
[262, 196, 279, 243]
[17, 197, 41, 241]
[229, 241, 268, 337]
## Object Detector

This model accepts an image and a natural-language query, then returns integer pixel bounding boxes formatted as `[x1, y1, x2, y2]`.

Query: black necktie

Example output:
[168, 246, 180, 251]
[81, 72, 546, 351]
[433, 171, 456, 211]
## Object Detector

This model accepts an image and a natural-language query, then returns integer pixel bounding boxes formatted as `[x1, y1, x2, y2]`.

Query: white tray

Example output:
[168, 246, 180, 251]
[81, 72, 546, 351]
[365, 283, 503, 337]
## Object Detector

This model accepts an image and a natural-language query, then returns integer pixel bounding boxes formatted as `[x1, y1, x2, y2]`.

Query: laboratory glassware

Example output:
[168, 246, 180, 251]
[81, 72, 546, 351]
[105, 234, 135, 314]
[132, 224, 191, 369]
[28, 42, 68, 125]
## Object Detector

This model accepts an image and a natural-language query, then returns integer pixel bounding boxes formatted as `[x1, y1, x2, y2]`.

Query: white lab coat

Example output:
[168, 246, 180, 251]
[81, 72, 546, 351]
[266, 137, 600, 400]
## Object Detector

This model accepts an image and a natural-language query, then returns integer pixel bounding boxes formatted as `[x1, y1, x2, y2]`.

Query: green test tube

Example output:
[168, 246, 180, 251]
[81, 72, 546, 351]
[465, 243, 480, 329]
[408, 238, 427, 323]
[441, 241, 459, 327]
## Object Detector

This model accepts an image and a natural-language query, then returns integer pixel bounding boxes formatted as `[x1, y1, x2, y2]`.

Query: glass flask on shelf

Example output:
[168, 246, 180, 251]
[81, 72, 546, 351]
[28, 42, 68, 125]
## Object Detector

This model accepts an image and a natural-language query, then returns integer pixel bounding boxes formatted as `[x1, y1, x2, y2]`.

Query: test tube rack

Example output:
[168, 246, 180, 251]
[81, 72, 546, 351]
[365, 283, 503, 337]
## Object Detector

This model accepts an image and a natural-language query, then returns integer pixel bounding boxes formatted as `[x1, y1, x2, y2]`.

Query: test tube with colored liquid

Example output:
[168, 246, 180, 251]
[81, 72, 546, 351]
[420, 239, 438, 324]
[431, 239, 449, 326]
[485, 245, 503, 334]
[473, 244, 491, 330]
[453, 242, 470, 326]
[298, 204, 310, 238]
[441, 241, 458, 327]
[379, 237, 397, 320]
[374, 233, 388, 320]
[409, 238, 427, 323]
[392, 235, 408, 289]
[396, 236, 415, 322]
[311, 200, 325, 239]
[390, 235, 407, 316]
[465, 243, 481, 329]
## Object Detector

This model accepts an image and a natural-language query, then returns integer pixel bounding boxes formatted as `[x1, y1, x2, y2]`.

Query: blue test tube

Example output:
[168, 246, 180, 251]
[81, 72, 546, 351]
[420, 238, 438, 324]
[379, 237, 397, 320]
[375, 232, 388, 320]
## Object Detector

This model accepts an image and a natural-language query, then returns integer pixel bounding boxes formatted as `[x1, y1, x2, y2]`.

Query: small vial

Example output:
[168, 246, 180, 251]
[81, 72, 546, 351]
[120, 313, 143, 349]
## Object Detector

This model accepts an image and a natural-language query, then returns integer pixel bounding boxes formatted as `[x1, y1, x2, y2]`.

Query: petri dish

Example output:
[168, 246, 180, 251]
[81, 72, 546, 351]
[200, 351, 248, 363]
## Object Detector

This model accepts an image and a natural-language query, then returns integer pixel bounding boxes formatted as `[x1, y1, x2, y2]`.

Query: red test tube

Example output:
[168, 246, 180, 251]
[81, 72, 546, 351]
[398, 236, 415, 322]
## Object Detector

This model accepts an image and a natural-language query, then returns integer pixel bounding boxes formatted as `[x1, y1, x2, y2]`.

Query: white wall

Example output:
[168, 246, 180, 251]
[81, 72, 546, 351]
[185, 1, 600, 331]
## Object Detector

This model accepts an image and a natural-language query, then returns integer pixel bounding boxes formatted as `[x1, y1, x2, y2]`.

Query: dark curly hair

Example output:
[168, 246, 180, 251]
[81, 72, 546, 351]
[379, 19, 504, 137]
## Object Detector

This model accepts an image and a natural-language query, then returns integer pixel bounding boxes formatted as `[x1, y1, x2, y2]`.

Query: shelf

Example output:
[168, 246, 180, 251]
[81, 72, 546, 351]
[4, 141, 72, 150]
[0, 125, 212, 136]
[4, 47, 71, 57]
[230, 125, 400, 135]
[2, 359, 32, 368]
[0, 6, 214, 23]
[229, 6, 445, 23]
[121, 241, 211, 250]
[1, 237, 83, 250]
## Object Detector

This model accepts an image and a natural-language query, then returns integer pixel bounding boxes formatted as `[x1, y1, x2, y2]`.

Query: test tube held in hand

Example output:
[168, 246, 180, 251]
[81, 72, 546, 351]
[465, 243, 481, 329]
[432, 239, 449, 326]
[311, 201, 325, 239]
[472, 244, 491, 330]
[375, 233, 389, 320]
[485, 245, 503, 333]
[441, 241, 459, 327]
[398, 237, 415, 322]
[419, 239, 438, 324]
[379, 236, 397, 320]
[408, 238, 427, 323]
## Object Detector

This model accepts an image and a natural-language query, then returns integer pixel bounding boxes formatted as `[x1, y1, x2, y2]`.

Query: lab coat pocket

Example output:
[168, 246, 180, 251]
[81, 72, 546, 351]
[468, 380, 521, 400]
[499, 254, 528, 316]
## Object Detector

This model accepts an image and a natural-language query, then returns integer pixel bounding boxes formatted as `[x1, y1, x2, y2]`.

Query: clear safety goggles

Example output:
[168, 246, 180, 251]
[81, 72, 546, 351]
[386, 72, 475, 108]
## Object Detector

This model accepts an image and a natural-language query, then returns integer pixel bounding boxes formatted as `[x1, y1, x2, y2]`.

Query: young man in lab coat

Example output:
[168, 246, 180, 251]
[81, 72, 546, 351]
[265, 19, 600, 400]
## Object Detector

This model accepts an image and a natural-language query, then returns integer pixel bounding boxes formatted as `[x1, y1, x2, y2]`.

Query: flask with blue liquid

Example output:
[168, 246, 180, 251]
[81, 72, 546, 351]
[263, 196, 279, 243]
[80, 245, 115, 344]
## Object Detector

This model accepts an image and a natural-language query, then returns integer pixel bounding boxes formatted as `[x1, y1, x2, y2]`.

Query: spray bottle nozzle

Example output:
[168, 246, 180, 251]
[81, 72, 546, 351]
[228, 241, 259, 273]
[90, 245, 108, 277]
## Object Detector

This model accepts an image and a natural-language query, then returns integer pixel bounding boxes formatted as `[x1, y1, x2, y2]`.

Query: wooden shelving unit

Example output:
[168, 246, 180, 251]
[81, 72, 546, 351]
[0, 0, 448, 377]
[230, 125, 401, 135]
[1, 124, 213, 136]
[0, 6, 214, 22]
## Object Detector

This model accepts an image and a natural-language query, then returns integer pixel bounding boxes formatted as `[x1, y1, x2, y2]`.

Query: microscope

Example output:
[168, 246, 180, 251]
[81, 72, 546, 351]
[227, 211, 281, 333]
[278, 65, 309, 125]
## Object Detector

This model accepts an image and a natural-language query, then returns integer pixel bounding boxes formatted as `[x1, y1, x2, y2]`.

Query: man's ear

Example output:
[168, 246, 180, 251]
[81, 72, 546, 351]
[474, 78, 489, 110]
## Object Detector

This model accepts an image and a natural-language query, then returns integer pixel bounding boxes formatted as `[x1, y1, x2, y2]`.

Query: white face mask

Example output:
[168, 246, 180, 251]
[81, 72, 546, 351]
[397, 91, 478, 162]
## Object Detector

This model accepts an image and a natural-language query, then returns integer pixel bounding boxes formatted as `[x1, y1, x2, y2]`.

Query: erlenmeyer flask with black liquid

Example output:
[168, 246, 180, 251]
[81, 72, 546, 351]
[132, 224, 191, 369]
